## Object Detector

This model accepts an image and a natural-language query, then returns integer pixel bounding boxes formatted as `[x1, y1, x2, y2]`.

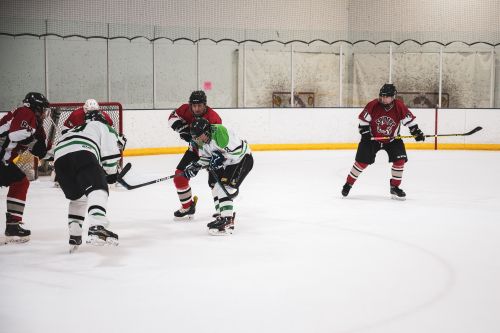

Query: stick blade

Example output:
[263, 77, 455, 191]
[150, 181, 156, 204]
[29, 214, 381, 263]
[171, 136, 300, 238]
[118, 162, 132, 179]
[467, 126, 483, 135]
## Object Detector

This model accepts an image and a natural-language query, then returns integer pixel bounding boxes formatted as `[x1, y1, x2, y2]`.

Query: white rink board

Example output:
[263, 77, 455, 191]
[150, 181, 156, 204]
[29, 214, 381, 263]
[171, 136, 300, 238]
[122, 108, 500, 149]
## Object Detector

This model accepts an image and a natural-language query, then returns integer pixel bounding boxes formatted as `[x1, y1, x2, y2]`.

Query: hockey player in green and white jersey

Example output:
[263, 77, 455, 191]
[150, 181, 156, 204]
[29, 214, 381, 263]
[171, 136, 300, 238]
[54, 110, 126, 251]
[183, 118, 253, 236]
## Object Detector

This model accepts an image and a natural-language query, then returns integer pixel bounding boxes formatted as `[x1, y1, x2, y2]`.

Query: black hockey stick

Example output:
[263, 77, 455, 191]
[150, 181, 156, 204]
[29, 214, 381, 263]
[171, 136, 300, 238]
[208, 167, 239, 199]
[117, 163, 207, 190]
[371, 126, 483, 141]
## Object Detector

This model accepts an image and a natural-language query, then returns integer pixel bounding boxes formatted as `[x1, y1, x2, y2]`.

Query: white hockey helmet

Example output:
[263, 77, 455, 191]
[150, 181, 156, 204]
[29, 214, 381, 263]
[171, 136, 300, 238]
[83, 99, 100, 112]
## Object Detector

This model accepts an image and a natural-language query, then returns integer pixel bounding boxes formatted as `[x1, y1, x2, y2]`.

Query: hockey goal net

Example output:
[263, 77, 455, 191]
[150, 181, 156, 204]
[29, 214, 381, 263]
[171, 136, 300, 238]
[15, 102, 123, 181]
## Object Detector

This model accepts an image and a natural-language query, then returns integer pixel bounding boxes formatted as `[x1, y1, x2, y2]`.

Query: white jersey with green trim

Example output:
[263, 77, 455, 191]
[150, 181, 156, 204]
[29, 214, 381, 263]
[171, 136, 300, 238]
[54, 121, 122, 176]
[198, 124, 250, 167]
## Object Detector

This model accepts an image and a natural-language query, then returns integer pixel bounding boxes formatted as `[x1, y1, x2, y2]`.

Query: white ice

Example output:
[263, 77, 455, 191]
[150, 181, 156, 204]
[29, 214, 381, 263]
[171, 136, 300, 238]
[1, 150, 500, 333]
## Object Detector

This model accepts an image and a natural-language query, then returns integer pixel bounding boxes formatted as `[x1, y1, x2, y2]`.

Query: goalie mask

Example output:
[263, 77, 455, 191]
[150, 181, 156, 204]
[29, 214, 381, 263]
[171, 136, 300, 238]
[83, 98, 100, 112]
[190, 117, 212, 145]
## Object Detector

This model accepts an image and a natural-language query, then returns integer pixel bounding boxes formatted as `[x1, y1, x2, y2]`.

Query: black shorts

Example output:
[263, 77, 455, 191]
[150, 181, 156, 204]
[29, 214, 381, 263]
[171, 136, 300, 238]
[0, 162, 26, 187]
[54, 151, 108, 200]
[355, 139, 408, 165]
[213, 154, 254, 189]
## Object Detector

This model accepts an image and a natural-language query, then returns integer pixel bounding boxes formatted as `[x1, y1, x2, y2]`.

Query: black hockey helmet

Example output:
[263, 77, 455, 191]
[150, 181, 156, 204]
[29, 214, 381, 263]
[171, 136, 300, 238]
[379, 83, 397, 97]
[23, 92, 49, 112]
[190, 117, 211, 139]
[189, 90, 207, 104]
[85, 110, 108, 124]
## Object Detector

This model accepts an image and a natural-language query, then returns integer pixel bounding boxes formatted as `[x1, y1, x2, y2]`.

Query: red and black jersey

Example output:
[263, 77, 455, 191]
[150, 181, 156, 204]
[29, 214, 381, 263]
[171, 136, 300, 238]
[63, 107, 114, 129]
[0, 106, 43, 163]
[168, 104, 222, 130]
[358, 99, 416, 143]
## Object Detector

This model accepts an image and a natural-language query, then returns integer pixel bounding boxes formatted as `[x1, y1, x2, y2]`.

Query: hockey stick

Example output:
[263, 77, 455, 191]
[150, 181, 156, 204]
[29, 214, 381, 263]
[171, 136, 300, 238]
[117, 163, 208, 190]
[371, 126, 483, 141]
[208, 167, 239, 199]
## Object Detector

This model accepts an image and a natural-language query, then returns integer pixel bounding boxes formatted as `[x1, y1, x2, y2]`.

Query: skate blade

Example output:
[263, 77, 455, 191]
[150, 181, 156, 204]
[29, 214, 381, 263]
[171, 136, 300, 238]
[86, 235, 119, 246]
[1, 235, 30, 244]
[208, 228, 234, 236]
[173, 215, 195, 221]
[391, 194, 406, 201]
[69, 245, 80, 254]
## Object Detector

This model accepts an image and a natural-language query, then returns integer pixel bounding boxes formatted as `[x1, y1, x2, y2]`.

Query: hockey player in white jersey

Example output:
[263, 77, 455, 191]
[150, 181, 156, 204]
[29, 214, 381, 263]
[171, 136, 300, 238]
[183, 118, 253, 235]
[54, 110, 126, 251]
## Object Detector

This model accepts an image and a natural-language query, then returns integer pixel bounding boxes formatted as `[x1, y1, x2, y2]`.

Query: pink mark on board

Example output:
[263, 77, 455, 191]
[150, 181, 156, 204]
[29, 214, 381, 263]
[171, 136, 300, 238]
[203, 81, 213, 90]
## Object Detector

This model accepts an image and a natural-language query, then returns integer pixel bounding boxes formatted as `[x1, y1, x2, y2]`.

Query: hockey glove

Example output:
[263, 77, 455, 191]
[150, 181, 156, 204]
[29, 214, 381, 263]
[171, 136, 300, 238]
[209, 151, 226, 170]
[30, 138, 48, 159]
[359, 125, 372, 142]
[106, 173, 118, 184]
[184, 161, 202, 179]
[409, 125, 425, 142]
[179, 127, 191, 142]
[174, 122, 191, 142]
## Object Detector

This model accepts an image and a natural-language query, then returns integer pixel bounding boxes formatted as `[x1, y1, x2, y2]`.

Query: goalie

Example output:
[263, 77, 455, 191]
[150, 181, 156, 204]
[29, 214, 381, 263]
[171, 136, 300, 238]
[183, 118, 254, 235]
[53, 110, 126, 251]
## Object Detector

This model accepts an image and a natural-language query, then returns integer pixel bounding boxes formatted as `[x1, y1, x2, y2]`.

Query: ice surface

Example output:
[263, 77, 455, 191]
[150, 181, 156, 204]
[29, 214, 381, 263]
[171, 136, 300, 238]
[1, 150, 499, 333]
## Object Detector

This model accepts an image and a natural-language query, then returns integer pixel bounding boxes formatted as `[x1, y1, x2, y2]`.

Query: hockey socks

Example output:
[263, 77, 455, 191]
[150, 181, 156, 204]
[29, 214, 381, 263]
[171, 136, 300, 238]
[390, 159, 405, 187]
[346, 161, 368, 185]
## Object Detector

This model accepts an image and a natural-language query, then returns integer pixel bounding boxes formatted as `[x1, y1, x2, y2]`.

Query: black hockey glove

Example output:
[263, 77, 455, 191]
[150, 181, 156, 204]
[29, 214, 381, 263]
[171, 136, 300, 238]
[184, 161, 202, 179]
[409, 125, 425, 142]
[359, 125, 372, 142]
[30, 138, 47, 158]
[209, 151, 225, 170]
[106, 173, 118, 184]
[178, 126, 191, 142]
[172, 120, 191, 142]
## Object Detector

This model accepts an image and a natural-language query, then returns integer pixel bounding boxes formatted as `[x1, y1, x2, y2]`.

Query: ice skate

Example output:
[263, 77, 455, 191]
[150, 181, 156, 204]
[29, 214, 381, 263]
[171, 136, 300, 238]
[69, 235, 82, 253]
[174, 196, 198, 221]
[86, 225, 119, 246]
[208, 216, 234, 236]
[341, 183, 352, 197]
[3, 214, 31, 244]
[390, 186, 406, 201]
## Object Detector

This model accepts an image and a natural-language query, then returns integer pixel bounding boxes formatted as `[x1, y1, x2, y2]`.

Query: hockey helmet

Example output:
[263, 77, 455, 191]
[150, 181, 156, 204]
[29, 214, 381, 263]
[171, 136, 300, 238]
[83, 98, 100, 112]
[23, 92, 49, 112]
[190, 117, 211, 141]
[379, 83, 397, 97]
[85, 110, 108, 124]
[189, 90, 207, 104]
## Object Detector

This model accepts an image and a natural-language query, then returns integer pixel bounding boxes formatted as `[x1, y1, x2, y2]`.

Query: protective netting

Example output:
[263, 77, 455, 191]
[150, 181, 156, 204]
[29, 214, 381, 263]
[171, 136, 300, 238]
[1, 1, 500, 110]
[1, 0, 499, 45]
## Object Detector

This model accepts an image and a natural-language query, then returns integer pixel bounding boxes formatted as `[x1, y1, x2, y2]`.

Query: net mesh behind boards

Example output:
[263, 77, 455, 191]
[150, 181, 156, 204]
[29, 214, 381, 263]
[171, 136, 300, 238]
[1, 0, 498, 45]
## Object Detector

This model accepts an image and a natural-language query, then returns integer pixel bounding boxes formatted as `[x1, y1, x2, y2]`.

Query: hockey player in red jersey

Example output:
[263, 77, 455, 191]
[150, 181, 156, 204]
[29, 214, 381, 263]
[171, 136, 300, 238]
[341, 83, 425, 200]
[0, 92, 50, 243]
[62, 99, 113, 132]
[168, 90, 222, 220]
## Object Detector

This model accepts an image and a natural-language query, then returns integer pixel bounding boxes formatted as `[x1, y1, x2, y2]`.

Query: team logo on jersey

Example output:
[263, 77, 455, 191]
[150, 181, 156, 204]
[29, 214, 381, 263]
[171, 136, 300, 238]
[20, 120, 32, 131]
[375, 116, 396, 135]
